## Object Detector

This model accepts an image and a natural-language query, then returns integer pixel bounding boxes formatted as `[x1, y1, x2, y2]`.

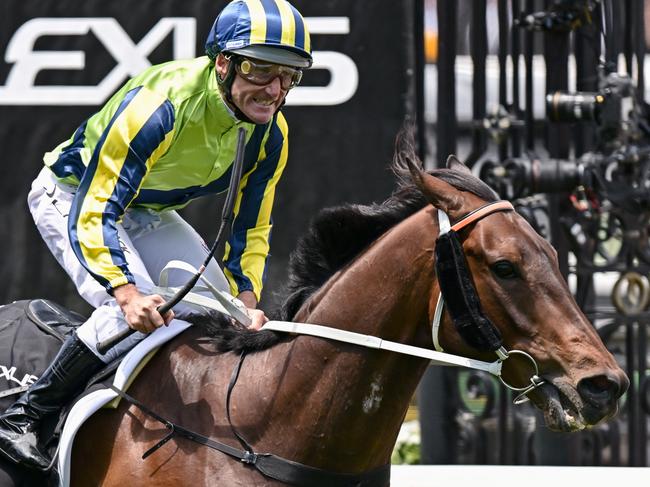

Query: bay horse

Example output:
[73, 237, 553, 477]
[17, 134, 630, 485]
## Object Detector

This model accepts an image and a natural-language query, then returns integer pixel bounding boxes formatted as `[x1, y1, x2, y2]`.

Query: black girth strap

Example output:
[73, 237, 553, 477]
[108, 354, 390, 487]
[435, 229, 504, 352]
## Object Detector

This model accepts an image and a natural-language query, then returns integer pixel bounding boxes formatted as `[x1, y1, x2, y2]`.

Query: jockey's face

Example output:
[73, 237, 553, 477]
[216, 54, 289, 124]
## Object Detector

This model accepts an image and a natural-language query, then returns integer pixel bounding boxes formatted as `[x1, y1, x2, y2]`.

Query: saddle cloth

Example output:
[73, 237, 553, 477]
[0, 300, 83, 410]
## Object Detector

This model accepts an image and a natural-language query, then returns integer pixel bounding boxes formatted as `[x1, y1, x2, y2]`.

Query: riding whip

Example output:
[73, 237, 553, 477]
[97, 127, 248, 355]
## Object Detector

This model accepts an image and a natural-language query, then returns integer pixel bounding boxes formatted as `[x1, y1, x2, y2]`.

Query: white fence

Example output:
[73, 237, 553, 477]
[391, 465, 649, 486]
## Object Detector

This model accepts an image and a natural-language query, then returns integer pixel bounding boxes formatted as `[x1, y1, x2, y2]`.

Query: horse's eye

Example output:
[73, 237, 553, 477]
[492, 260, 518, 279]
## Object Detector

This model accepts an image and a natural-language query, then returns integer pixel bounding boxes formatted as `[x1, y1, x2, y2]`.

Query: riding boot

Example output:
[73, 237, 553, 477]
[0, 333, 104, 470]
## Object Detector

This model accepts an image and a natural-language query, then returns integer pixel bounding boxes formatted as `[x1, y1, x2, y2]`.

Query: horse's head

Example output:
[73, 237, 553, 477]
[408, 155, 628, 432]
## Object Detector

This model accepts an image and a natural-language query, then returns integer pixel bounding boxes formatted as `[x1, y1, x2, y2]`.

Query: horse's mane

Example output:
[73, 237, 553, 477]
[190, 130, 498, 353]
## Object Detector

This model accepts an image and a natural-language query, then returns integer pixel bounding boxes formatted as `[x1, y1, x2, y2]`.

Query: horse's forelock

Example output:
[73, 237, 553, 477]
[392, 125, 498, 202]
[429, 169, 500, 203]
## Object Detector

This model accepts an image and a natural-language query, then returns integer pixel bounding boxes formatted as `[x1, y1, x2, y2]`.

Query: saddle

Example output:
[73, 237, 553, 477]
[24, 300, 85, 340]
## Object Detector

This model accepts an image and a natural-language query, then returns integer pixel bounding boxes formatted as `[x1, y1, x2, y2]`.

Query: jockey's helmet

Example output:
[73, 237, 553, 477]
[205, 0, 313, 69]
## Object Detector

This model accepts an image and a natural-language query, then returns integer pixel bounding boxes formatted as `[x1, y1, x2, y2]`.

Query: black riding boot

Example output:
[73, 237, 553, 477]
[0, 334, 104, 470]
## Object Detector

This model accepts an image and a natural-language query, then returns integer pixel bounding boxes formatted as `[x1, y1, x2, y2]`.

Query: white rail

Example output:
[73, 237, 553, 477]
[391, 465, 648, 486]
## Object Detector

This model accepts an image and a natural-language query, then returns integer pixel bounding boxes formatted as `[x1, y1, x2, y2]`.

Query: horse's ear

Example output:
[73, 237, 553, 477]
[415, 171, 465, 214]
[392, 128, 464, 214]
[446, 154, 472, 175]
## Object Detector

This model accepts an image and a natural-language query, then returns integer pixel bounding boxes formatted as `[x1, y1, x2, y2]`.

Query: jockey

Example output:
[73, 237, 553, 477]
[0, 0, 311, 471]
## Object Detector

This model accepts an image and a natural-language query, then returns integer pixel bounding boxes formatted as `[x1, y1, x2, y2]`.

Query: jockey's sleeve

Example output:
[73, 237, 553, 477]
[67, 86, 175, 292]
[223, 112, 289, 301]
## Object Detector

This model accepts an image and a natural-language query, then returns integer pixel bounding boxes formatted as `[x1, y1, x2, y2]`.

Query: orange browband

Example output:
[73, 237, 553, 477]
[450, 200, 514, 232]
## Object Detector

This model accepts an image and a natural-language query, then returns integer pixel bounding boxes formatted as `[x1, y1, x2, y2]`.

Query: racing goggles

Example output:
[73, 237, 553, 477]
[235, 57, 303, 90]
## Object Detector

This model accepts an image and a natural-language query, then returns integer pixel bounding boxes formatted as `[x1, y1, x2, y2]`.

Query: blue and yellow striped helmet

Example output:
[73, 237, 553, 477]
[205, 0, 312, 68]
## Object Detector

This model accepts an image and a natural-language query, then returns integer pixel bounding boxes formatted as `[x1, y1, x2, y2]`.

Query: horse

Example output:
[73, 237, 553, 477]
[6, 133, 629, 486]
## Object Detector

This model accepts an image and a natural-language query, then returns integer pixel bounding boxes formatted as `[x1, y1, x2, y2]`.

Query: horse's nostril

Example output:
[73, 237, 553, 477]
[577, 375, 621, 408]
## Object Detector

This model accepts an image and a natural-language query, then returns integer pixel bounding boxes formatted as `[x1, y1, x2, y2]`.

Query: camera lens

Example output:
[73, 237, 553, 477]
[479, 157, 582, 198]
[530, 158, 581, 193]
[546, 91, 605, 122]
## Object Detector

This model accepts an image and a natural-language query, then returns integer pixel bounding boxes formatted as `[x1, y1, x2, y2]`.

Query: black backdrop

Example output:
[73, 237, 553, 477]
[0, 0, 422, 313]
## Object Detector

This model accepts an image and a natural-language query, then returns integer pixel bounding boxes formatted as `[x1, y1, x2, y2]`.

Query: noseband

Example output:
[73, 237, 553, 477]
[432, 200, 545, 403]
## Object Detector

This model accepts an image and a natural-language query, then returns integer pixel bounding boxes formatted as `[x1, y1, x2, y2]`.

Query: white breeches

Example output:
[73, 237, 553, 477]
[27, 168, 229, 363]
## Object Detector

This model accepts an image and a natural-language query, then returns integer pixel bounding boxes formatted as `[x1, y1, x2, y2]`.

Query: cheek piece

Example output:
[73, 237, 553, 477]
[434, 229, 504, 352]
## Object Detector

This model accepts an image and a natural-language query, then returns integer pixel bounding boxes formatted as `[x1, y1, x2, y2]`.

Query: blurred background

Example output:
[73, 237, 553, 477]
[1, 0, 649, 469]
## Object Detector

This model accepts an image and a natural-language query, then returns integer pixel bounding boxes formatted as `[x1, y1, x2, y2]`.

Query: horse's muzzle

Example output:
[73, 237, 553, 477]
[577, 373, 629, 424]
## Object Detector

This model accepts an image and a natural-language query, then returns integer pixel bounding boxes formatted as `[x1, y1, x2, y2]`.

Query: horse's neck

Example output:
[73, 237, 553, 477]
[272, 206, 437, 469]
[300, 205, 437, 338]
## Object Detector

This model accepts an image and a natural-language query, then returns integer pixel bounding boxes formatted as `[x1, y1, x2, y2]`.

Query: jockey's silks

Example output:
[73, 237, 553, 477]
[42, 56, 287, 300]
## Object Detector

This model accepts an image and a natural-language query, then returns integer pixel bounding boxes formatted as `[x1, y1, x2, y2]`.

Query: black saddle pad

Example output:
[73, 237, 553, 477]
[0, 299, 85, 410]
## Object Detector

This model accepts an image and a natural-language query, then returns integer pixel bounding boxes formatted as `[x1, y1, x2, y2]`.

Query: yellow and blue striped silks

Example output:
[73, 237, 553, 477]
[45, 57, 288, 297]
[68, 86, 175, 290]
[223, 112, 289, 300]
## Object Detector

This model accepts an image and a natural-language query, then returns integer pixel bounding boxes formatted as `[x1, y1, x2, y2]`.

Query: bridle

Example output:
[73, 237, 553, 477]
[432, 200, 545, 404]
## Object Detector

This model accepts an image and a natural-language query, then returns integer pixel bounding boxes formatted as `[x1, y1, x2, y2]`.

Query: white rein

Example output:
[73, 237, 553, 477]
[155, 260, 503, 376]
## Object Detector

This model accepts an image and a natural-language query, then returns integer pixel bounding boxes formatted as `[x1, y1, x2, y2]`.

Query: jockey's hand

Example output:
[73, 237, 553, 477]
[237, 291, 268, 331]
[245, 308, 268, 331]
[114, 283, 174, 333]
